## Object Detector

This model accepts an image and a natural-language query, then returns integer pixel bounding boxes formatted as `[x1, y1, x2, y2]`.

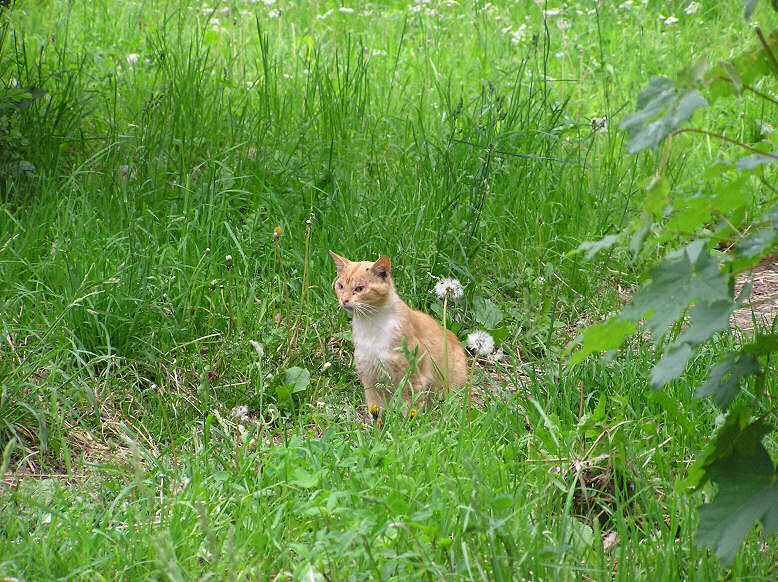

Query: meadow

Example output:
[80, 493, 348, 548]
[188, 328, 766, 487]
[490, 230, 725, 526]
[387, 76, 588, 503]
[1, 0, 778, 579]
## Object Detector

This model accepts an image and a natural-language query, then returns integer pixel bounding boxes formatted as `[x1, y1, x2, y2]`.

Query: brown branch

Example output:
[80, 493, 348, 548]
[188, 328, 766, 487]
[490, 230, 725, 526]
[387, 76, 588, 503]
[669, 128, 778, 159]
[756, 27, 778, 74]
[744, 83, 778, 107]
[713, 74, 778, 107]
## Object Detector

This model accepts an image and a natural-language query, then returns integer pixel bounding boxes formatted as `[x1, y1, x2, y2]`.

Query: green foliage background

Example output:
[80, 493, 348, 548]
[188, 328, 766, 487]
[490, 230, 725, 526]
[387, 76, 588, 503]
[1, 0, 778, 579]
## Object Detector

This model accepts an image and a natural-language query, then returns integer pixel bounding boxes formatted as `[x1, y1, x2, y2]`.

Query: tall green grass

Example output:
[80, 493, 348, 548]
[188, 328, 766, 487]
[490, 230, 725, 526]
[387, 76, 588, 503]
[2, 0, 778, 578]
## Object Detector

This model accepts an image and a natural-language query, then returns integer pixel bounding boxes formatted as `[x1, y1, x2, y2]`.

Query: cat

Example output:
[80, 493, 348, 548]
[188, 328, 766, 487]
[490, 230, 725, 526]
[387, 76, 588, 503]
[329, 251, 468, 414]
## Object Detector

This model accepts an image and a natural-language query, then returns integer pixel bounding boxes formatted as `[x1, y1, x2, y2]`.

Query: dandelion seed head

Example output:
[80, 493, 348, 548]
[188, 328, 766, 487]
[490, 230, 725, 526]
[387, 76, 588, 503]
[434, 277, 464, 300]
[231, 405, 249, 421]
[467, 330, 495, 356]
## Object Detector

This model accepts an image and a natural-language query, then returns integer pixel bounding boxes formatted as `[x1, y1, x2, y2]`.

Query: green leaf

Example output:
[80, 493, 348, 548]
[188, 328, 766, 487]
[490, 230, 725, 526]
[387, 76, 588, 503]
[285, 367, 311, 394]
[736, 151, 778, 170]
[621, 240, 729, 342]
[473, 296, 504, 329]
[680, 406, 757, 491]
[744, 0, 758, 20]
[666, 195, 710, 233]
[737, 226, 777, 259]
[696, 439, 778, 565]
[575, 234, 620, 260]
[567, 318, 636, 366]
[290, 468, 319, 489]
[630, 220, 651, 259]
[619, 76, 708, 153]
[642, 174, 669, 216]
[695, 352, 760, 409]
[650, 344, 693, 388]
[676, 299, 736, 346]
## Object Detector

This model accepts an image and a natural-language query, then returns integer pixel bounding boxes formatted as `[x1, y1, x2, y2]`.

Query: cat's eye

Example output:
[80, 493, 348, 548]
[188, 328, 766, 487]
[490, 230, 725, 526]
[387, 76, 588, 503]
[354, 286, 364, 293]
[336, 282, 343, 290]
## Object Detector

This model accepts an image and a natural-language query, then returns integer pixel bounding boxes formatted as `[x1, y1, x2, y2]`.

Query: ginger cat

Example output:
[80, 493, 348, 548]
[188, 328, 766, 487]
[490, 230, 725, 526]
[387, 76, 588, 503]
[329, 251, 468, 413]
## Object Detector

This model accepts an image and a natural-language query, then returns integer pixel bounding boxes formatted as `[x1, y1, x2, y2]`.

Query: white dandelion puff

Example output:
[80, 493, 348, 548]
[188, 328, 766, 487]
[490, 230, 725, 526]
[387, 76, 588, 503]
[231, 405, 249, 421]
[434, 277, 464, 300]
[467, 330, 495, 356]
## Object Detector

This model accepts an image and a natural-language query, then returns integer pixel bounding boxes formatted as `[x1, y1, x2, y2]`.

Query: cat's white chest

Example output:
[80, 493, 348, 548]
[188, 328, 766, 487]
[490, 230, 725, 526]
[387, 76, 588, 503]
[352, 305, 399, 371]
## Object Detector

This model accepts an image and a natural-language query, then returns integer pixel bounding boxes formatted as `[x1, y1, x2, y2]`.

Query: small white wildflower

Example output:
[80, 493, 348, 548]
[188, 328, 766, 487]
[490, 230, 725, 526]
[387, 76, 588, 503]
[126, 53, 140, 64]
[538, 276, 546, 285]
[510, 24, 527, 45]
[663, 14, 678, 24]
[338, 6, 355, 13]
[268, 9, 280, 18]
[467, 330, 495, 356]
[684, 1, 700, 15]
[231, 405, 249, 420]
[488, 347, 504, 363]
[321, 361, 332, 372]
[316, 401, 326, 408]
[434, 277, 464, 300]
[261, 0, 276, 5]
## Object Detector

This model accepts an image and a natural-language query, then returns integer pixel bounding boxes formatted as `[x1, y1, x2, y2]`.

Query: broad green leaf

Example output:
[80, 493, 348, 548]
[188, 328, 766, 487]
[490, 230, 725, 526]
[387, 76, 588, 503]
[285, 367, 311, 394]
[621, 240, 729, 342]
[711, 175, 750, 215]
[473, 296, 504, 329]
[695, 352, 760, 409]
[650, 344, 693, 388]
[736, 151, 778, 170]
[744, 0, 758, 20]
[719, 60, 743, 93]
[730, 31, 778, 85]
[619, 76, 708, 153]
[629, 220, 651, 259]
[567, 318, 636, 366]
[696, 438, 778, 565]
[666, 195, 710, 233]
[290, 467, 319, 489]
[737, 226, 776, 258]
[642, 174, 669, 216]
[575, 234, 621, 260]
[680, 406, 757, 491]
[676, 299, 736, 346]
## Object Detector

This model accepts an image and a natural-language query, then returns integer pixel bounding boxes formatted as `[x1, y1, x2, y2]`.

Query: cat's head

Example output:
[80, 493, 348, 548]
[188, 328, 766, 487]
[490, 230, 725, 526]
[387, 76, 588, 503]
[329, 251, 393, 316]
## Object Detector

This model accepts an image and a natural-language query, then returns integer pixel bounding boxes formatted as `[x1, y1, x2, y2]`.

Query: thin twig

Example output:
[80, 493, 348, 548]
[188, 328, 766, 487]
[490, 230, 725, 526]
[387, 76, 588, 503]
[670, 128, 778, 159]
[756, 27, 778, 74]
[712, 209, 744, 238]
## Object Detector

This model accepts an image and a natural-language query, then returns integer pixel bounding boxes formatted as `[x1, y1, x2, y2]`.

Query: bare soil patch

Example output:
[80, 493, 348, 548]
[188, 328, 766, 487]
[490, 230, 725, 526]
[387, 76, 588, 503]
[732, 258, 778, 335]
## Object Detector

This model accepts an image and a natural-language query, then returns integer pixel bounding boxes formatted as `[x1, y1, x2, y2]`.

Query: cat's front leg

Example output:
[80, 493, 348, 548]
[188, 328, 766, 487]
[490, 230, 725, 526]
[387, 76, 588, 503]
[364, 385, 387, 417]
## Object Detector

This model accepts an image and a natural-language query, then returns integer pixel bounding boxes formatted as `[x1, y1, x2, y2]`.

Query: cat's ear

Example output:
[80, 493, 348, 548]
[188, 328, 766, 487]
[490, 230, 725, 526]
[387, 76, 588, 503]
[371, 255, 391, 279]
[329, 250, 350, 276]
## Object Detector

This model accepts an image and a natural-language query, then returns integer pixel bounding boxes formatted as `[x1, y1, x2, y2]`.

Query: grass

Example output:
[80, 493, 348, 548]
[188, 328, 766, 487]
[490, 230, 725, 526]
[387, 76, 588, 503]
[1, 0, 778, 579]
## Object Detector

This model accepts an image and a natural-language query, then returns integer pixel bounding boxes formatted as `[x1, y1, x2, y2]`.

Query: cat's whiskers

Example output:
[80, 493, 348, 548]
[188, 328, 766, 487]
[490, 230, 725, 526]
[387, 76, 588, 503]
[353, 303, 378, 318]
